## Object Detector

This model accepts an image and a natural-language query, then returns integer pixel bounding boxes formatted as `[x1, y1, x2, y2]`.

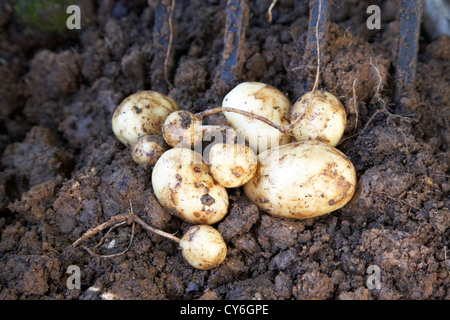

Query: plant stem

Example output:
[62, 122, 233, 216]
[195, 107, 288, 135]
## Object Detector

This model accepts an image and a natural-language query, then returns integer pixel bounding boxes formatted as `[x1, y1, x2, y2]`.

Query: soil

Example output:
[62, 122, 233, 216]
[0, 0, 449, 300]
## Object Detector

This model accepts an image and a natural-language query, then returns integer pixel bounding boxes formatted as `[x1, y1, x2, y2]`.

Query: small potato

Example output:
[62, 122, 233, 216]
[208, 143, 257, 188]
[131, 134, 169, 166]
[112, 91, 179, 147]
[162, 110, 202, 148]
[180, 225, 227, 270]
[222, 82, 292, 154]
[291, 91, 346, 147]
[244, 141, 356, 219]
[152, 147, 229, 225]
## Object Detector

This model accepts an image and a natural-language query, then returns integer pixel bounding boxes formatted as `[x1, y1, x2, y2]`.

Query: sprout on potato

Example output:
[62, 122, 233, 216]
[244, 140, 357, 219]
[131, 134, 169, 166]
[180, 225, 227, 270]
[290, 91, 347, 147]
[162, 110, 202, 148]
[112, 90, 179, 148]
[222, 82, 292, 153]
[208, 142, 257, 188]
[151, 147, 229, 225]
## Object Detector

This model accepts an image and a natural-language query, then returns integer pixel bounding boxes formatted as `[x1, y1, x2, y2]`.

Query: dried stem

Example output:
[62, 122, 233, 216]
[72, 202, 181, 251]
[132, 213, 180, 244]
[72, 213, 131, 247]
[80, 222, 136, 258]
[195, 107, 289, 135]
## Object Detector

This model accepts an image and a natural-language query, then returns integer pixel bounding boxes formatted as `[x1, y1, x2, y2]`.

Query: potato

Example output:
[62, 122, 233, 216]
[112, 91, 179, 147]
[222, 82, 292, 154]
[131, 134, 168, 166]
[208, 142, 257, 188]
[151, 147, 229, 225]
[161, 110, 202, 148]
[291, 91, 346, 147]
[244, 141, 356, 219]
[180, 225, 227, 270]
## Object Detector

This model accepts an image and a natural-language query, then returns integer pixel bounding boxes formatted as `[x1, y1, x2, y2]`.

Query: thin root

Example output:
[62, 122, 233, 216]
[164, 0, 175, 90]
[352, 77, 359, 130]
[267, 0, 278, 23]
[285, 0, 323, 133]
[72, 201, 181, 257]
[80, 222, 135, 258]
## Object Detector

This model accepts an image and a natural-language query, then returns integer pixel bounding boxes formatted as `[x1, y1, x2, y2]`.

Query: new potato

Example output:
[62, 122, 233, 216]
[112, 91, 179, 147]
[291, 91, 347, 147]
[208, 142, 257, 188]
[244, 141, 356, 219]
[131, 134, 168, 166]
[222, 82, 292, 154]
[162, 110, 203, 148]
[180, 225, 227, 270]
[152, 148, 229, 225]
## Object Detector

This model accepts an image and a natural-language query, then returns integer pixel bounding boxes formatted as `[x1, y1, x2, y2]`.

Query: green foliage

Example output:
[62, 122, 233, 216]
[12, 0, 76, 35]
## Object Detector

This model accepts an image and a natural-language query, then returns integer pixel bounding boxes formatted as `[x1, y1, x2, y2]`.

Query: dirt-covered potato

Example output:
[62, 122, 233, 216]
[208, 142, 257, 188]
[222, 82, 292, 153]
[179, 225, 227, 270]
[151, 147, 229, 225]
[244, 141, 357, 219]
[112, 91, 179, 147]
[162, 110, 202, 148]
[291, 91, 347, 147]
[131, 134, 168, 166]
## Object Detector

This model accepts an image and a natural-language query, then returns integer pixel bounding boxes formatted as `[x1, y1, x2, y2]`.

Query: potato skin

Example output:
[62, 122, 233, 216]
[131, 134, 168, 166]
[180, 225, 227, 270]
[209, 143, 257, 188]
[162, 110, 202, 148]
[243, 141, 356, 219]
[222, 82, 292, 154]
[152, 148, 229, 225]
[291, 91, 346, 147]
[112, 91, 179, 148]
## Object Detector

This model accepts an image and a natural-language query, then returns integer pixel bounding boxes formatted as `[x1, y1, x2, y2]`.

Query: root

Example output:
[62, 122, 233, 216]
[195, 107, 289, 135]
[73, 201, 181, 257]
[164, 0, 175, 90]
[267, 0, 278, 23]
[352, 77, 359, 130]
[374, 191, 420, 210]
[285, 0, 323, 134]
[363, 59, 415, 131]
[80, 222, 135, 258]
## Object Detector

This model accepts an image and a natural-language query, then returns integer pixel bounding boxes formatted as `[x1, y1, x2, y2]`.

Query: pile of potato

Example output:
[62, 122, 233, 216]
[111, 82, 357, 269]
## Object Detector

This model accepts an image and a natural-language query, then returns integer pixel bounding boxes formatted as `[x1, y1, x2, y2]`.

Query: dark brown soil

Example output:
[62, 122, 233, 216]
[0, 0, 449, 300]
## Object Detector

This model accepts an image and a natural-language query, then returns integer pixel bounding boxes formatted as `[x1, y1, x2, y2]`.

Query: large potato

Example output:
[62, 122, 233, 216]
[222, 82, 292, 154]
[112, 91, 179, 147]
[152, 148, 229, 225]
[244, 141, 357, 219]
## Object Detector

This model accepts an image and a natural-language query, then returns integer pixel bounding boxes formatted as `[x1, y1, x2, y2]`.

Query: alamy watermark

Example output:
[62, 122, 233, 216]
[66, 265, 81, 289]
[367, 5, 381, 30]
[66, 5, 81, 30]
[366, 265, 382, 289]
